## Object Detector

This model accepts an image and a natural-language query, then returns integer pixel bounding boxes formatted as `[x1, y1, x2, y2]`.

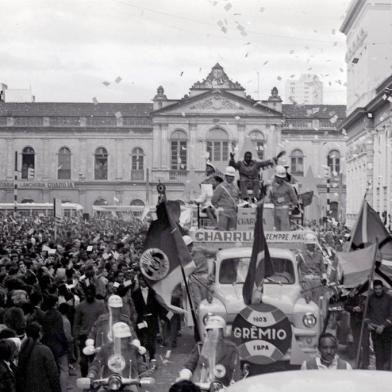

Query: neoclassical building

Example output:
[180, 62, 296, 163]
[0, 64, 346, 217]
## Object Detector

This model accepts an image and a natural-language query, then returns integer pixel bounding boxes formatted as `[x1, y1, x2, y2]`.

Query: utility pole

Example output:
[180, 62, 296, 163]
[14, 151, 18, 216]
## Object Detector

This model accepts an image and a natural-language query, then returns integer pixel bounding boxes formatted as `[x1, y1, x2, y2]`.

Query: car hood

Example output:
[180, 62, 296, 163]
[216, 283, 301, 322]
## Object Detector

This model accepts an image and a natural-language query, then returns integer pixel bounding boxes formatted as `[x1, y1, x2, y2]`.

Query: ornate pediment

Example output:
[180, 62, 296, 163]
[191, 63, 245, 91]
[154, 90, 281, 117]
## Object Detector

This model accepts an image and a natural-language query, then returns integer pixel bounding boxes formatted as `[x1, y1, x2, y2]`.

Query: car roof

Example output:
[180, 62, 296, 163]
[216, 247, 299, 259]
[226, 370, 392, 392]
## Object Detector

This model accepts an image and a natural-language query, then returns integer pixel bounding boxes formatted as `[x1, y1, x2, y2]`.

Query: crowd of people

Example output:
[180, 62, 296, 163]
[0, 194, 392, 392]
[0, 214, 181, 391]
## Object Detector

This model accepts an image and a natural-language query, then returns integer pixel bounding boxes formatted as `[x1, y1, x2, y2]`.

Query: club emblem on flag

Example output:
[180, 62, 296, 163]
[140, 248, 170, 281]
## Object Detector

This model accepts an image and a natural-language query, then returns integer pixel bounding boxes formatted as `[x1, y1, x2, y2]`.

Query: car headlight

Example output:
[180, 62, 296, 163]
[303, 313, 317, 328]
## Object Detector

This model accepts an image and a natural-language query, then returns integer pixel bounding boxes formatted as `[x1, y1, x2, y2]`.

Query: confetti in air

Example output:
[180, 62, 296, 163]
[115, 76, 122, 84]
[102, 81, 110, 87]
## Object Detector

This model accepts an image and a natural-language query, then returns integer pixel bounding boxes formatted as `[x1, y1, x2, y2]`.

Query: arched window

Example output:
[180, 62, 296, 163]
[290, 149, 304, 176]
[22, 147, 35, 179]
[171, 130, 188, 171]
[130, 199, 145, 207]
[93, 197, 108, 206]
[131, 148, 144, 180]
[249, 130, 265, 160]
[327, 150, 340, 176]
[94, 147, 108, 180]
[58, 147, 71, 180]
[206, 128, 229, 162]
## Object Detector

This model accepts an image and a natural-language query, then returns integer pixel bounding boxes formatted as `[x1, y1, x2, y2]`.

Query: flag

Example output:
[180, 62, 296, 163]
[350, 199, 392, 260]
[299, 191, 314, 207]
[54, 198, 63, 224]
[243, 203, 274, 305]
[140, 200, 192, 311]
[338, 244, 377, 287]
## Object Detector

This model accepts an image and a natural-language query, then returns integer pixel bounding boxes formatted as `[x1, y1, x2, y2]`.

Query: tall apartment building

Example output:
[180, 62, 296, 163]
[285, 74, 323, 105]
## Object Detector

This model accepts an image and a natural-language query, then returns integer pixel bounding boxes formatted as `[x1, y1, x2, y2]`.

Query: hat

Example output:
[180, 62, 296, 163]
[206, 161, 215, 170]
[205, 315, 226, 330]
[108, 295, 123, 308]
[275, 165, 287, 178]
[112, 322, 132, 338]
[182, 235, 193, 247]
[224, 166, 236, 177]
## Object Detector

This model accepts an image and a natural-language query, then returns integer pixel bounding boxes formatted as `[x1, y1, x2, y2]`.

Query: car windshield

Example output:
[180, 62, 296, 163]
[219, 257, 295, 285]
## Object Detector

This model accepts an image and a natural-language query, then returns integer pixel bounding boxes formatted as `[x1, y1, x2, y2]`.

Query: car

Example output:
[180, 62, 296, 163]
[226, 370, 392, 392]
[198, 246, 330, 371]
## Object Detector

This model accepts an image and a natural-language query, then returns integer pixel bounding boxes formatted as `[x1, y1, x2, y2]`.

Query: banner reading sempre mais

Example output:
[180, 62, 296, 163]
[191, 230, 307, 244]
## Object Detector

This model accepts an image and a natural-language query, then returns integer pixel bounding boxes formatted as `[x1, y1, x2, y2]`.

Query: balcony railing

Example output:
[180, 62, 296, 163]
[131, 170, 145, 181]
[169, 170, 188, 181]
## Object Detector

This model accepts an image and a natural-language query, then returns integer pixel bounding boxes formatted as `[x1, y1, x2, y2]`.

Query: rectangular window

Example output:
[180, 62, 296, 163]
[171, 141, 187, 170]
[207, 141, 228, 162]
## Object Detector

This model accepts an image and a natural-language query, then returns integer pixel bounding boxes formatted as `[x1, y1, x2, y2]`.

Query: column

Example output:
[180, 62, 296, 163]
[152, 124, 161, 169]
[42, 139, 50, 180]
[6, 139, 14, 179]
[161, 124, 169, 169]
[189, 122, 198, 170]
[78, 139, 87, 180]
[115, 139, 123, 180]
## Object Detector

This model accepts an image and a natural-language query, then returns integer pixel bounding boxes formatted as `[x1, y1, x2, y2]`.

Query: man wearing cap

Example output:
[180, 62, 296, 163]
[87, 322, 147, 389]
[194, 161, 223, 227]
[177, 315, 241, 387]
[229, 151, 276, 201]
[269, 165, 298, 231]
[85, 295, 138, 354]
[211, 167, 240, 231]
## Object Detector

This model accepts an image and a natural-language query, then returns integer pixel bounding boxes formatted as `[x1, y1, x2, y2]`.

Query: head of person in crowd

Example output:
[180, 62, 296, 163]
[0, 338, 17, 364]
[224, 166, 236, 184]
[274, 165, 287, 184]
[84, 261, 96, 279]
[25, 321, 42, 341]
[138, 274, 148, 289]
[0, 328, 17, 339]
[373, 279, 385, 297]
[183, 235, 194, 254]
[318, 333, 338, 366]
[169, 380, 201, 392]
[107, 295, 123, 321]
[244, 151, 253, 164]
[205, 161, 215, 177]
[3, 307, 26, 338]
[84, 285, 97, 303]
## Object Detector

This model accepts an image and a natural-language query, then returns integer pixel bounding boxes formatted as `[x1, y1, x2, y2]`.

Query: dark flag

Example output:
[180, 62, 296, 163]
[299, 191, 314, 207]
[349, 199, 392, 260]
[243, 203, 274, 305]
[139, 200, 193, 311]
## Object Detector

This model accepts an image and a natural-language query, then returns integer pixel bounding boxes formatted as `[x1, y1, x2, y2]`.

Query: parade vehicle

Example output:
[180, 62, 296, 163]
[0, 202, 83, 217]
[225, 370, 392, 392]
[197, 246, 328, 373]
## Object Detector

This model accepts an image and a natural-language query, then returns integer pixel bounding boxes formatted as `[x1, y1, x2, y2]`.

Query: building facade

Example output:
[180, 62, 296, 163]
[340, 0, 392, 115]
[284, 74, 324, 105]
[340, 0, 392, 227]
[0, 64, 346, 217]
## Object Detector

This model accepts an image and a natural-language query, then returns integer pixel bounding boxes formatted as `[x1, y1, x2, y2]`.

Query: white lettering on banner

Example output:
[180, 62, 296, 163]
[244, 340, 276, 356]
[232, 326, 287, 341]
[247, 311, 276, 327]
[192, 230, 306, 243]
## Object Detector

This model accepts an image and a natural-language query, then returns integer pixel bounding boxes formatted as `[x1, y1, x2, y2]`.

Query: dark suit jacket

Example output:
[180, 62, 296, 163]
[132, 287, 167, 334]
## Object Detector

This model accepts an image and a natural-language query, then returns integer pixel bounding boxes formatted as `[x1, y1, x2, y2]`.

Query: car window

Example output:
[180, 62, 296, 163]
[219, 257, 295, 284]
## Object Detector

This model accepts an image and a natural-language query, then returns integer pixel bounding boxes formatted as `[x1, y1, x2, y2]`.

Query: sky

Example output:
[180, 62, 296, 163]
[0, 0, 351, 104]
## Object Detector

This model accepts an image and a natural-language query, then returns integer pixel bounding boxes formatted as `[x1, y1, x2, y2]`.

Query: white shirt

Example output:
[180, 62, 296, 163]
[141, 287, 149, 304]
[301, 355, 352, 370]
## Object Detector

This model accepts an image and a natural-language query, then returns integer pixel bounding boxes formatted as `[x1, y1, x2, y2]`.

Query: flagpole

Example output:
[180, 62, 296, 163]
[157, 184, 201, 342]
[355, 240, 377, 369]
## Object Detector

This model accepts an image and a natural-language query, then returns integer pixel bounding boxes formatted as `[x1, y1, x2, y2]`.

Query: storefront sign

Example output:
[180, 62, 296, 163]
[0, 181, 75, 189]
[232, 303, 292, 365]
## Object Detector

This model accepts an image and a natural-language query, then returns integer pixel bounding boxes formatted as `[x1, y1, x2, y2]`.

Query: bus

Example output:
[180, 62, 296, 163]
[92, 205, 150, 221]
[0, 202, 84, 218]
